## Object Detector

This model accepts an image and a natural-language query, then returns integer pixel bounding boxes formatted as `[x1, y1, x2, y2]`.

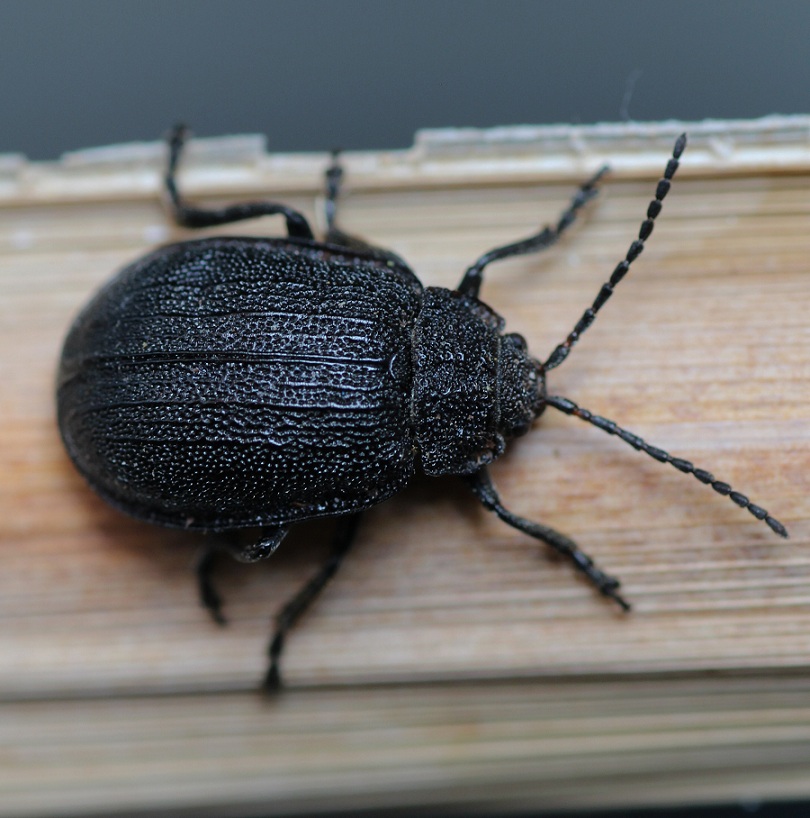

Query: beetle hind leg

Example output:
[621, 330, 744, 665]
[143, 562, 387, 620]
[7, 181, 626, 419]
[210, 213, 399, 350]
[195, 526, 289, 627]
[164, 124, 315, 239]
[466, 468, 631, 611]
[265, 514, 361, 691]
[196, 546, 227, 625]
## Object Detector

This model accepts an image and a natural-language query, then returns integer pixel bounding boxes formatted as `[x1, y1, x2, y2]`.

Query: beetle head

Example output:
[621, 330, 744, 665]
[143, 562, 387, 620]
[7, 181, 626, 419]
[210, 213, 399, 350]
[496, 332, 547, 441]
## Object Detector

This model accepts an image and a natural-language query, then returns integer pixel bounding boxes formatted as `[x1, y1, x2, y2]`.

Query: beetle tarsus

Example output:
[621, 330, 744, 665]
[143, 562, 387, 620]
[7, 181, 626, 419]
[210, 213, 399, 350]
[324, 149, 343, 235]
[600, 580, 632, 613]
[264, 634, 284, 692]
[196, 546, 227, 626]
[320, 152, 406, 267]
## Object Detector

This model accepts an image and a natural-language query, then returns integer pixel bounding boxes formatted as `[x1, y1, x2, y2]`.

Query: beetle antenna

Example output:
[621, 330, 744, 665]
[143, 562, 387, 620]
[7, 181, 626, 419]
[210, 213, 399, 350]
[546, 394, 788, 538]
[544, 133, 687, 372]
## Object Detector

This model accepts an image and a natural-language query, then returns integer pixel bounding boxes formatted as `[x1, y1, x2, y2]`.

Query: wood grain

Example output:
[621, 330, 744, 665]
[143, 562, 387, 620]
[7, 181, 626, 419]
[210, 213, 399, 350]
[1, 118, 809, 816]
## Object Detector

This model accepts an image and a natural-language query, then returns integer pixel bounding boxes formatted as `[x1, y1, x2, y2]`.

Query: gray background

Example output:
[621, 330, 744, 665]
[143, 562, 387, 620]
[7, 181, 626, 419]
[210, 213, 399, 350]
[1, 0, 809, 159]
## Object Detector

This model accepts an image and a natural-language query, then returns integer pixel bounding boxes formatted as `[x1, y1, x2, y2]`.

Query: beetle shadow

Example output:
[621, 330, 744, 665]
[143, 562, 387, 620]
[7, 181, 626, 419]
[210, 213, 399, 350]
[61, 460, 335, 615]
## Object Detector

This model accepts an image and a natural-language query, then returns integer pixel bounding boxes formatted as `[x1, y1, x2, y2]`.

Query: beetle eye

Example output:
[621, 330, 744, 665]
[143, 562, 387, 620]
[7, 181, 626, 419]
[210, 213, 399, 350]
[505, 332, 528, 351]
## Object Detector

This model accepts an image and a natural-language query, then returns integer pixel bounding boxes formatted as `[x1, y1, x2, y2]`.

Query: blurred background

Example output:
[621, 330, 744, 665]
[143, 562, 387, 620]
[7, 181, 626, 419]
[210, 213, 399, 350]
[1, 0, 809, 159]
[2, 2, 808, 817]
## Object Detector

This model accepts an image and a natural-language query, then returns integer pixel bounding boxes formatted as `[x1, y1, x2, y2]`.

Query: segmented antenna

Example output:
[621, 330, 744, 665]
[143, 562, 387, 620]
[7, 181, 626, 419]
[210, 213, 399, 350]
[544, 133, 687, 371]
[546, 395, 788, 538]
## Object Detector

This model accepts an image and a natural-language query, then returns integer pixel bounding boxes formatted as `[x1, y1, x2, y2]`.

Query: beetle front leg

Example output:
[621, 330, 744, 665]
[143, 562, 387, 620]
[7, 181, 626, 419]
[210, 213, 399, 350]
[265, 514, 361, 691]
[465, 468, 631, 611]
[457, 165, 608, 298]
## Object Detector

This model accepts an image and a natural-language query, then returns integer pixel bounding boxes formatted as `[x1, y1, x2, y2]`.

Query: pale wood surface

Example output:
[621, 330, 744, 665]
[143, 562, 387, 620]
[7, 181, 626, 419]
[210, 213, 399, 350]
[1, 119, 809, 816]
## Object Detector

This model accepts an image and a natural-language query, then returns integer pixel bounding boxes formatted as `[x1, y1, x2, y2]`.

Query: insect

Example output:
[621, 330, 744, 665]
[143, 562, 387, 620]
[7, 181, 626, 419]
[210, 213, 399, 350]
[57, 127, 788, 689]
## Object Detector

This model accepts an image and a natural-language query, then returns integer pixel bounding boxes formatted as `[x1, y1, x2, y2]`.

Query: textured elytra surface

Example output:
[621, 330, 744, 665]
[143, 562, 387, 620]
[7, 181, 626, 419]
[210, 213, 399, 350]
[57, 236, 423, 529]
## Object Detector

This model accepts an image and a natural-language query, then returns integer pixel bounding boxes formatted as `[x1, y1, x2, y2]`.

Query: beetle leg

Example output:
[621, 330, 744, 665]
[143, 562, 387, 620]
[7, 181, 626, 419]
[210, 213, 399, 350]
[196, 545, 227, 626]
[456, 165, 608, 298]
[195, 526, 289, 626]
[265, 514, 361, 691]
[163, 124, 315, 240]
[323, 149, 367, 248]
[323, 150, 343, 238]
[320, 151, 408, 267]
[465, 468, 631, 611]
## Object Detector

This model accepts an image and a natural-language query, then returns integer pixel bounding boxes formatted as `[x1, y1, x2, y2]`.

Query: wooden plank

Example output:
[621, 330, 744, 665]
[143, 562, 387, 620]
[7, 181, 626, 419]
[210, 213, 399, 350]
[1, 117, 809, 815]
[4, 676, 810, 817]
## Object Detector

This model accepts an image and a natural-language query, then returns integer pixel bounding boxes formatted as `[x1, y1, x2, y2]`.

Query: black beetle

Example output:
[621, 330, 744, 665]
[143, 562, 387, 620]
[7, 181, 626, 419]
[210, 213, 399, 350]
[57, 127, 788, 688]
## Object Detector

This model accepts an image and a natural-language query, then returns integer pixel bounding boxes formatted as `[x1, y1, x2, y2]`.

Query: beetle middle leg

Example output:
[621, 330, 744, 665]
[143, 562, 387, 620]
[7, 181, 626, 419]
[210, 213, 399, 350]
[320, 151, 408, 267]
[265, 513, 361, 691]
[465, 468, 630, 611]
